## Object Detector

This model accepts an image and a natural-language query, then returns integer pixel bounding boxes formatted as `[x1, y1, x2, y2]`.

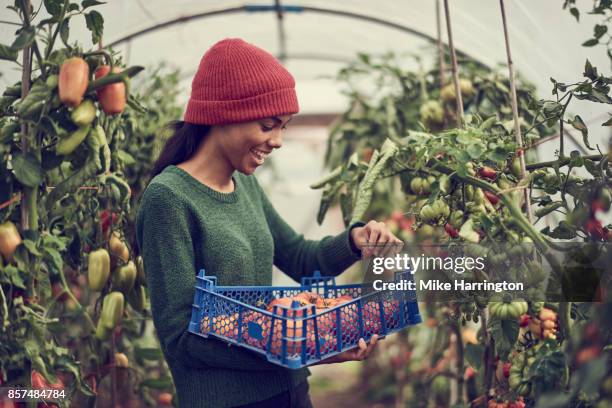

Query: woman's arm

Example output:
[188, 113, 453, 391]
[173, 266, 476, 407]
[136, 182, 280, 371]
[252, 177, 363, 281]
[252, 177, 401, 281]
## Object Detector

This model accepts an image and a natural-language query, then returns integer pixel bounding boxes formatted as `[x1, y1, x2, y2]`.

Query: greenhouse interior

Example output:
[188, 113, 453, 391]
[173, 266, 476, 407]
[0, 0, 611, 407]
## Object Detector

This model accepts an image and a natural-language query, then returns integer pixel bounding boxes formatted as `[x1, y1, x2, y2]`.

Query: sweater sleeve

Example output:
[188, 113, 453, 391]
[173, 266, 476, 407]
[251, 177, 363, 282]
[136, 182, 281, 371]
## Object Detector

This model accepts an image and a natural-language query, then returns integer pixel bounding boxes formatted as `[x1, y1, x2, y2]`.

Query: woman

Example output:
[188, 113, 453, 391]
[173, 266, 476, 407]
[136, 38, 402, 408]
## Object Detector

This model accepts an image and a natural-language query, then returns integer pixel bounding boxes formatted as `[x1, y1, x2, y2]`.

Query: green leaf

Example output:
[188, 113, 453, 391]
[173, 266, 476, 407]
[487, 318, 518, 359]
[466, 143, 484, 159]
[583, 60, 598, 80]
[22, 239, 42, 256]
[464, 343, 484, 371]
[500, 318, 520, 346]
[487, 145, 510, 162]
[134, 346, 163, 362]
[59, 19, 70, 45]
[4, 265, 26, 289]
[43, 246, 63, 275]
[544, 221, 576, 239]
[84, 10, 104, 44]
[584, 159, 602, 176]
[569, 115, 594, 150]
[82, 0, 106, 9]
[594, 24, 607, 39]
[44, 0, 63, 17]
[117, 149, 136, 165]
[10, 26, 36, 51]
[12, 153, 43, 188]
[0, 44, 18, 61]
[569, 7, 579, 21]
[582, 38, 599, 47]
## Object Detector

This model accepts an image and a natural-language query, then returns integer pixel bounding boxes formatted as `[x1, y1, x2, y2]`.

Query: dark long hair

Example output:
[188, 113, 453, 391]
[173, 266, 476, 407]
[151, 121, 211, 178]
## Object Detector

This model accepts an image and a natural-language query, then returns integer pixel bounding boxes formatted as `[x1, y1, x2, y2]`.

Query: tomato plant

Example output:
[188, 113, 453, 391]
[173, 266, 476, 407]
[313, 7, 611, 406]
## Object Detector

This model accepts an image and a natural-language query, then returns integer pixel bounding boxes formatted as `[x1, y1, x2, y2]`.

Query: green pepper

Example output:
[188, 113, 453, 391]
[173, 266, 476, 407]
[56, 125, 90, 156]
[88, 248, 110, 291]
[534, 202, 564, 218]
[71, 99, 96, 126]
[449, 210, 464, 229]
[112, 260, 137, 293]
[100, 291, 124, 330]
[127, 283, 147, 312]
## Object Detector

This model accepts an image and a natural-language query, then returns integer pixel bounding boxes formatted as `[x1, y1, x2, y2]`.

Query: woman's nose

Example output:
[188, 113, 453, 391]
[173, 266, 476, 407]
[268, 129, 283, 148]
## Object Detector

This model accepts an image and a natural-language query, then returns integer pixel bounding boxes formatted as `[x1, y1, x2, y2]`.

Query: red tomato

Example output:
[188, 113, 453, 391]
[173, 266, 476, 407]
[484, 190, 500, 205]
[479, 166, 497, 179]
[95, 66, 126, 115]
[445, 223, 459, 238]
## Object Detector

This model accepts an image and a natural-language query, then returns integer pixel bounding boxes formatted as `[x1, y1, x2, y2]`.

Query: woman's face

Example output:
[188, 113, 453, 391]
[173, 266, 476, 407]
[217, 115, 292, 175]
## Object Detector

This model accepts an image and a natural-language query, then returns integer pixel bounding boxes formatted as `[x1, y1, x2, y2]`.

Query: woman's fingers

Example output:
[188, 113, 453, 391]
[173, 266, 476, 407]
[365, 222, 381, 255]
[355, 338, 368, 360]
[364, 334, 379, 358]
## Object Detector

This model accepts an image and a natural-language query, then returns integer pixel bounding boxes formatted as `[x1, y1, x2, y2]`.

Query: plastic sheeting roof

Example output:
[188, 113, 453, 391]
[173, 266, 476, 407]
[1, 1, 610, 129]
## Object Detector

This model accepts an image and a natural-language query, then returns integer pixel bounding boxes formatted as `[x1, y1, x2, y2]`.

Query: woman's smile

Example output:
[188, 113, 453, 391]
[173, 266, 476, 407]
[249, 147, 271, 165]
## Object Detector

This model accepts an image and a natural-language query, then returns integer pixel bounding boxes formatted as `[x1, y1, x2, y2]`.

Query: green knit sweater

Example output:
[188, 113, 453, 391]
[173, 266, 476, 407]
[135, 165, 362, 408]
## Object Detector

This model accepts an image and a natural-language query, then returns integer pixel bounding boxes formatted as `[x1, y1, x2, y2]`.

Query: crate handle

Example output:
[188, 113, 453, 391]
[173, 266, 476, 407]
[196, 268, 217, 291]
[300, 270, 336, 289]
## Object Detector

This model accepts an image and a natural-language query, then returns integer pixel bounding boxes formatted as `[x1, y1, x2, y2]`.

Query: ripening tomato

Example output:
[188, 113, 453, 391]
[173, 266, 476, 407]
[157, 392, 173, 406]
[95, 65, 126, 115]
[58, 57, 89, 107]
[479, 166, 497, 179]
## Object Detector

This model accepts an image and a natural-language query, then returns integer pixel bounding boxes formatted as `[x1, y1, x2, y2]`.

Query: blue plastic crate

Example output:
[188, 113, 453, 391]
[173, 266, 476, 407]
[188, 270, 421, 369]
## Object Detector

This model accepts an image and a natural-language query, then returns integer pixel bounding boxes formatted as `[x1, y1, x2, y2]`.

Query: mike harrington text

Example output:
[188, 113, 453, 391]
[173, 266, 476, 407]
[373, 279, 524, 292]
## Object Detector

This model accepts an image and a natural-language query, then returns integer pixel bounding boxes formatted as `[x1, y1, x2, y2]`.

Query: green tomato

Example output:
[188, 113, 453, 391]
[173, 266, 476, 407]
[419, 204, 438, 223]
[449, 210, 464, 229]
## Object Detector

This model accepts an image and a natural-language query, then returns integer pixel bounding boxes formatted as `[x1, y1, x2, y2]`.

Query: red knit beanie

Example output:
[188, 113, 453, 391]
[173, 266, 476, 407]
[184, 38, 299, 125]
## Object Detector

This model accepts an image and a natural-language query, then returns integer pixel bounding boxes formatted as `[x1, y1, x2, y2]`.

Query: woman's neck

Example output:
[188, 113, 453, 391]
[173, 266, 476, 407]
[177, 139, 235, 193]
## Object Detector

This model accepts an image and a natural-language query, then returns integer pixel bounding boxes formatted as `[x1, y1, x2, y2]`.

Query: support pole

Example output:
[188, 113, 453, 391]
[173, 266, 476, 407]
[443, 0, 464, 128]
[435, 0, 446, 88]
[274, 0, 287, 64]
[20, 0, 32, 230]
[499, 0, 533, 222]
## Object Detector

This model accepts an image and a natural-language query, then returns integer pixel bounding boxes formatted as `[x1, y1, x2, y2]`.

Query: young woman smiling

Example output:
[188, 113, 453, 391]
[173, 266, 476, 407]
[136, 38, 402, 408]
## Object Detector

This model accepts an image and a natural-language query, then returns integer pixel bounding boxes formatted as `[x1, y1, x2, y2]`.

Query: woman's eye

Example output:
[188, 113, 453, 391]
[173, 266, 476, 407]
[261, 124, 274, 132]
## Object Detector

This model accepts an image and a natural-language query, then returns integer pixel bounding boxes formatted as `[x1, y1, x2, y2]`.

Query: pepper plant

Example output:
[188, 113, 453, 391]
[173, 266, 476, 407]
[0, 1, 176, 406]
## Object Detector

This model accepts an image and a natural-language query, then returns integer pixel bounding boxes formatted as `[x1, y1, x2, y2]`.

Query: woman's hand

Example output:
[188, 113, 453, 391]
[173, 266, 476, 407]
[351, 220, 403, 257]
[314, 335, 380, 365]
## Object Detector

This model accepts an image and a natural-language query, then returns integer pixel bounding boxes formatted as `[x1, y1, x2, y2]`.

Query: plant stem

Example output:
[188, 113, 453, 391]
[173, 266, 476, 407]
[44, 0, 68, 60]
[443, 0, 464, 128]
[500, 0, 533, 223]
[110, 330, 117, 408]
[31, 41, 46, 78]
[559, 93, 574, 159]
[56, 266, 96, 332]
[526, 153, 604, 170]
[558, 302, 571, 343]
